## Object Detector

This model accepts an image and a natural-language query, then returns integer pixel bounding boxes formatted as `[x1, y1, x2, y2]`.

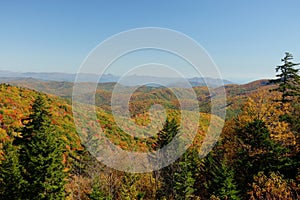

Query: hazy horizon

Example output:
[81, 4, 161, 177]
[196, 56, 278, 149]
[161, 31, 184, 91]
[1, 1, 300, 82]
[0, 68, 265, 84]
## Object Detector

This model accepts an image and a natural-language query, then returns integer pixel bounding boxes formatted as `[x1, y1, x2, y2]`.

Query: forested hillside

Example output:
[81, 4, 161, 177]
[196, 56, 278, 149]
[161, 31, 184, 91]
[0, 53, 300, 199]
[0, 83, 217, 199]
[2, 77, 274, 118]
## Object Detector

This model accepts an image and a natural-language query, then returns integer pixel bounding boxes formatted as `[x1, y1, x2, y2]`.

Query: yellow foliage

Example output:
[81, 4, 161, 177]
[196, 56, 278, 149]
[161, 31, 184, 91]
[0, 128, 8, 162]
[249, 172, 297, 200]
[237, 89, 295, 146]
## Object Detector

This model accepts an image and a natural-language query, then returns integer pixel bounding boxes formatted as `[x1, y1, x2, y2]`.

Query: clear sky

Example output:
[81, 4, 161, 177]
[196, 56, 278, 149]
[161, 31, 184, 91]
[0, 0, 300, 83]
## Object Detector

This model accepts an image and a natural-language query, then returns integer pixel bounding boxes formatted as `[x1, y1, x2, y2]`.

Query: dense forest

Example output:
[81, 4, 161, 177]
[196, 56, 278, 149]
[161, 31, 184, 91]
[0, 53, 300, 199]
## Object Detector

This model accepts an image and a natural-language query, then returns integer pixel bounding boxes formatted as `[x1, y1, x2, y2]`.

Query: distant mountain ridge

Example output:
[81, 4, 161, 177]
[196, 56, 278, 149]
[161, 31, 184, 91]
[0, 70, 234, 88]
[0, 70, 118, 83]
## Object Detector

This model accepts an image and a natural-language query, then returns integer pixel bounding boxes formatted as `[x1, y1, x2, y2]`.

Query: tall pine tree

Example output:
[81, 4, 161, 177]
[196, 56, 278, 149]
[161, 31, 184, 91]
[0, 140, 26, 199]
[174, 149, 198, 200]
[272, 52, 300, 103]
[201, 148, 240, 199]
[234, 119, 293, 195]
[154, 118, 180, 199]
[16, 95, 67, 199]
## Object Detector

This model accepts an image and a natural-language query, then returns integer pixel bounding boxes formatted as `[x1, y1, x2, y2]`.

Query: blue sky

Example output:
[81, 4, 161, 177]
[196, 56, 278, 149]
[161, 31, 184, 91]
[0, 0, 300, 83]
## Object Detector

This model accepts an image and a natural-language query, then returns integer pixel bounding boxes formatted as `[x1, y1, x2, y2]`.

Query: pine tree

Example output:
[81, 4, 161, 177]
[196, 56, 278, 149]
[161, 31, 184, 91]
[174, 149, 198, 200]
[154, 118, 180, 199]
[119, 172, 142, 200]
[155, 118, 179, 151]
[0, 140, 27, 199]
[16, 95, 67, 199]
[272, 52, 300, 103]
[235, 119, 293, 194]
[211, 161, 240, 200]
[270, 52, 300, 184]
[202, 150, 240, 200]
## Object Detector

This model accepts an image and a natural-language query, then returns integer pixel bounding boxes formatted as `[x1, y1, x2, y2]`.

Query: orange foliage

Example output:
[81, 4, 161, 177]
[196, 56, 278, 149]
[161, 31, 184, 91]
[236, 89, 295, 146]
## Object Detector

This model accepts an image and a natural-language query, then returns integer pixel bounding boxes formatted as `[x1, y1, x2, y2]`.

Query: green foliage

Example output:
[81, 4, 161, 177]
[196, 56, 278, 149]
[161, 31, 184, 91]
[16, 96, 67, 199]
[174, 149, 198, 200]
[0, 141, 26, 199]
[154, 118, 180, 150]
[272, 52, 300, 103]
[270, 52, 300, 187]
[120, 173, 144, 200]
[2, 69, 300, 200]
[89, 178, 112, 200]
[211, 161, 240, 200]
[291, 99, 300, 167]
[154, 119, 205, 199]
[235, 119, 294, 194]
[154, 118, 180, 199]
[201, 149, 240, 200]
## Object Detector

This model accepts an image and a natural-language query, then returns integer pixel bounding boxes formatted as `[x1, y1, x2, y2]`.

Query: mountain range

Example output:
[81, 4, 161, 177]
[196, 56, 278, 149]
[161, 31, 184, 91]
[0, 70, 233, 88]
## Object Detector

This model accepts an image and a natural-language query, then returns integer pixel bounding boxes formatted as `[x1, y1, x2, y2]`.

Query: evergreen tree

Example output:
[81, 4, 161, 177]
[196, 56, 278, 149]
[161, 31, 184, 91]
[119, 172, 143, 200]
[153, 118, 202, 199]
[0, 140, 26, 199]
[16, 95, 67, 199]
[235, 119, 293, 194]
[290, 99, 300, 180]
[270, 52, 300, 187]
[211, 161, 240, 200]
[174, 149, 198, 200]
[89, 175, 112, 200]
[155, 118, 179, 151]
[202, 149, 240, 200]
[272, 52, 300, 103]
[154, 118, 180, 199]
[89, 185, 112, 200]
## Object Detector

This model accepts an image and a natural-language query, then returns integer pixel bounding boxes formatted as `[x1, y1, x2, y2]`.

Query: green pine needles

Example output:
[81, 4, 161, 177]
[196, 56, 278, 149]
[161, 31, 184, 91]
[272, 52, 300, 103]
[1, 95, 67, 200]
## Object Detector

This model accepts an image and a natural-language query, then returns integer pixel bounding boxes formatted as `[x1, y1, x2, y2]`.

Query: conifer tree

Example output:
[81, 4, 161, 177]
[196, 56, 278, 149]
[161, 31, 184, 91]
[235, 119, 293, 194]
[119, 172, 141, 200]
[0, 140, 26, 200]
[202, 149, 240, 200]
[211, 160, 240, 200]
[272, 52, 300, 103]
[154, 118, 180, 199]
[16, 95, 67, 199]
[174, 149, 198, 200]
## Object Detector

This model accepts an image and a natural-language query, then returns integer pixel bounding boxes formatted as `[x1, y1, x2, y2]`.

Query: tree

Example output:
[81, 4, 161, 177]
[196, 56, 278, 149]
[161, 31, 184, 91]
[16, 95, 67, 199]
[153, 118, 205, 199]
[235, 119, 293, 194]
[271, 53, 300, 191]
[201, 148, 240, 200]
[249, 171, 298, 199]
[154, 118, 180, 199]
[0, 140, 26, 199]
[119, 172, 142, 200]
[272, 52, 300, 103]
[174, 149, 198, 200]
[211, 160, 240, 200]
